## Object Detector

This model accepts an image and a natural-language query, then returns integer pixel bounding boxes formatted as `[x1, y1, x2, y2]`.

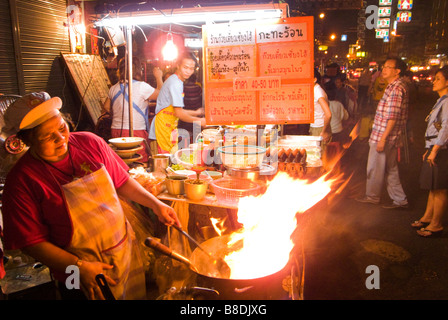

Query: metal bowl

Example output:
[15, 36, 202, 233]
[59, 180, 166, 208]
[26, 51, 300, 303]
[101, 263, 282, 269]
[184, 178, 209, 201]
[165, 175, 188, 196]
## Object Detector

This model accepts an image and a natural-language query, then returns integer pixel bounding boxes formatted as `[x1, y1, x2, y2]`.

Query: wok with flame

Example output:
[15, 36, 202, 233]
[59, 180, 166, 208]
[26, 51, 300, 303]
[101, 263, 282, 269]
[178, 172, 336, 299]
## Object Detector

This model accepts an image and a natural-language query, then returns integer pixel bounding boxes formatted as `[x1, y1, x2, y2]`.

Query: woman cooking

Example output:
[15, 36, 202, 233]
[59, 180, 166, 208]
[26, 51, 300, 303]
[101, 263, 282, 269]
[1, 94, 180, 299]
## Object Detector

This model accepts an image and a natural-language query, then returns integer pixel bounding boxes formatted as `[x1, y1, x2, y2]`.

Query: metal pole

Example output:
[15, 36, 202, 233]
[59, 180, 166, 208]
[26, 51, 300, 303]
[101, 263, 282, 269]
[126, 25, 134, 137]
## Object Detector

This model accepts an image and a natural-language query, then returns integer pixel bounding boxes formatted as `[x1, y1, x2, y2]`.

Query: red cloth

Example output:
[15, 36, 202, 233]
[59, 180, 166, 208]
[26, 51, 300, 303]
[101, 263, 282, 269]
[1, 132, 130, 251]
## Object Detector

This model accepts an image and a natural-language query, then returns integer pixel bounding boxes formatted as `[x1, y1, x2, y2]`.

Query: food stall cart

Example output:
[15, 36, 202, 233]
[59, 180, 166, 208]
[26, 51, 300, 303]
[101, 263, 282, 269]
[93, 3, 323, 300]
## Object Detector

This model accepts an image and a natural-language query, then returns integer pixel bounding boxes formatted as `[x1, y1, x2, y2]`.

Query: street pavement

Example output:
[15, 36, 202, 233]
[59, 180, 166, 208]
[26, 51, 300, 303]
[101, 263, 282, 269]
[300, 86, 448, 300]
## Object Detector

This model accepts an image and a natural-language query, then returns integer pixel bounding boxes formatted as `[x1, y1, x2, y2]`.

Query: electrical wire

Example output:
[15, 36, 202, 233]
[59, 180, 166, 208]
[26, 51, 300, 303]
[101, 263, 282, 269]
[73, 54, 97, 131]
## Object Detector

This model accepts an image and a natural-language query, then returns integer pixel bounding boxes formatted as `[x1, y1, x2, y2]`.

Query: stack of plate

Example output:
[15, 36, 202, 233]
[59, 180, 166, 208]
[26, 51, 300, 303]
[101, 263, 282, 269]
[109, 137, 145, 164]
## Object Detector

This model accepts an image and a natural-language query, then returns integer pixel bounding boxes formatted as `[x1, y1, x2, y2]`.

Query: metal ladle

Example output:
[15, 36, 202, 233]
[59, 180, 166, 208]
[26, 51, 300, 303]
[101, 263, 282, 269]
[171, 225, 231, 279]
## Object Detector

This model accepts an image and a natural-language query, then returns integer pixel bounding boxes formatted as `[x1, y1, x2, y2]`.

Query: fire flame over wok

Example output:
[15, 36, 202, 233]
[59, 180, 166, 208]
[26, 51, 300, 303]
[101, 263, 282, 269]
[210, 172, 336, 279]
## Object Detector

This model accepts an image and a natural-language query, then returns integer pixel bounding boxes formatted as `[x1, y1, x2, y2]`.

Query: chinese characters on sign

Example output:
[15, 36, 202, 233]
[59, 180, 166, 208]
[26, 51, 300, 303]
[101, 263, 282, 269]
[203, 17, 314, 125]
[398, 0, 413, 10]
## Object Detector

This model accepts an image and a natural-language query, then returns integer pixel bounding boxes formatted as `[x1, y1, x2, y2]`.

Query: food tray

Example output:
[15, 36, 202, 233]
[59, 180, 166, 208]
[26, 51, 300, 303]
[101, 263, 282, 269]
[211, 178, 262, 206]
[129, 168, 166, 196]
[277, 135, 322, 167]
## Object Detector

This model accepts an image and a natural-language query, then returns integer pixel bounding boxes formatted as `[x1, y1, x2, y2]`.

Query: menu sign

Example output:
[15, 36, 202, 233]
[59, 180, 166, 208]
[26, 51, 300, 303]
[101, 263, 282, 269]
[202, 16, 314, 125]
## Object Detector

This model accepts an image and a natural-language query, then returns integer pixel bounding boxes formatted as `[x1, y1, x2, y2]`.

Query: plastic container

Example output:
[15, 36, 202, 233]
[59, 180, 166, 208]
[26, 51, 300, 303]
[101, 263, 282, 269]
[211, 178, 262, 206]
[200, 128, 221, 144]
[217, 145, 266, 169]
[173, 148, 195, 169]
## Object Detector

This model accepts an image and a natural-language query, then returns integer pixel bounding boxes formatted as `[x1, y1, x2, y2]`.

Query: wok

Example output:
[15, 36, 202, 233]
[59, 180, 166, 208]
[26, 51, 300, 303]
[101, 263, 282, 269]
[145, 235, 300, 300]
[188, 235, 296, 300]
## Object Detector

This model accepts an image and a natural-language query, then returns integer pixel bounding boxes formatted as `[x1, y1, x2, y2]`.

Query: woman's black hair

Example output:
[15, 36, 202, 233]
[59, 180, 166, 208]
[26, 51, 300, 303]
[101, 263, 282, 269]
[117, 56, 143, 82]
[314, 69, 322, 84]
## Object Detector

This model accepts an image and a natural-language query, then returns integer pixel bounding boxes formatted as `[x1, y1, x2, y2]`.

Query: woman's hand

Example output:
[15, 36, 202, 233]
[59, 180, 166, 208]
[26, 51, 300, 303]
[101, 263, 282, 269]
[422, 149, 429, 162]
[152, 67, 163, 79]
[152, 201, 181, 227]
[427, 150, 438, 166]
[79, 261, 117, 300]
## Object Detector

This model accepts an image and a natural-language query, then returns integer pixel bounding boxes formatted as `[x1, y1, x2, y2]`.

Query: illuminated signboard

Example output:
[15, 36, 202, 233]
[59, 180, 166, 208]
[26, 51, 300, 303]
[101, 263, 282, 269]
[396, 11, 412, 22]
[376, 29, 389, 38]
[377, 18, 390, 28]
[379, 0, 392, 5]
[203, 16, 315, 125]
[398, 0, 413, 10]
[379, 7, 391, 17]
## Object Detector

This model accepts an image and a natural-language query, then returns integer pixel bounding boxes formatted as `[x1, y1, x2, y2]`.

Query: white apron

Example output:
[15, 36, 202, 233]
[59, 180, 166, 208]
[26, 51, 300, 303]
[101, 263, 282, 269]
[57, 165, 146, 300]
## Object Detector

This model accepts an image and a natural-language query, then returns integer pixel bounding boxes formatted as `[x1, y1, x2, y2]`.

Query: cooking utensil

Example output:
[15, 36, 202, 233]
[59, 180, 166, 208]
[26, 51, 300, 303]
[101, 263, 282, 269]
[171, 225, 231, 279]
[109, 137, 145, 149]
[187, 235, 300, 300]
[95, 273, 116, 300]
[165, 175, 188, 196]
[217, 145, 266, 169]
[149, 154, 170, 173]
[165, 167, 176, 176]
[211, 178, 262, 206]
[184, 179, 209, 201]
[226, 167, 260, 181]
[191, 166, 207, 183]
[144, 237, 199, 273]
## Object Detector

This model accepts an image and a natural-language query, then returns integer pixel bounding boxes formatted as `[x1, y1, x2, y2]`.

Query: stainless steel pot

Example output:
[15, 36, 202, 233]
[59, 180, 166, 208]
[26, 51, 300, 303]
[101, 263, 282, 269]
[165, 175, 188, 195]
[149, 154, 170, 173]
[226, 167, 260, 181]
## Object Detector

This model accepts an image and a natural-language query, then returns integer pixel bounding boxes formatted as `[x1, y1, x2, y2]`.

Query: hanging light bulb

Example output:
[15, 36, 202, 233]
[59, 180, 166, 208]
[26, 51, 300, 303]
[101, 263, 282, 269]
[162, 33, 178, 61]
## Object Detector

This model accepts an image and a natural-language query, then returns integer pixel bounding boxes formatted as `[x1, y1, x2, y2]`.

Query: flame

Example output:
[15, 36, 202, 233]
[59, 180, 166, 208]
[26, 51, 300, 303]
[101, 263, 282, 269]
[210, 217, 226, 236]
[223, 172, 335, 279]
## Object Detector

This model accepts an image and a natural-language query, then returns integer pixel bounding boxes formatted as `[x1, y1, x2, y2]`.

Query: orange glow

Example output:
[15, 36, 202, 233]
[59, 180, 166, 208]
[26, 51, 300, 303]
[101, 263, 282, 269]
[162, 33, 178, 61]
[222, 172, 335, 279]
[210, 217, 226, 236]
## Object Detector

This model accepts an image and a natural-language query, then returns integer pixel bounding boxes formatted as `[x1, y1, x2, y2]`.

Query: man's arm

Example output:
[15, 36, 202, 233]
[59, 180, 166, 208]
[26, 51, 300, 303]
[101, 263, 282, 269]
[173, 107, 206, 127]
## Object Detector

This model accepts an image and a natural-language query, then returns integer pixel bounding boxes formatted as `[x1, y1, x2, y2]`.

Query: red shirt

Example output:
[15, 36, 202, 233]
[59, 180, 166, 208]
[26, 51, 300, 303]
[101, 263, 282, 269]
[2, 132, 130, 250]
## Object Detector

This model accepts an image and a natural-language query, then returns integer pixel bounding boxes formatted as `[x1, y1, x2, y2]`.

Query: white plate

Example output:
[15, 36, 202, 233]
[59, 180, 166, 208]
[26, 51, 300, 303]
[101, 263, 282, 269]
[109, 137, 145, 149]
[173, 170, 196, 176]
[113, 145, 144, 158]
[122, 154, 143, 164]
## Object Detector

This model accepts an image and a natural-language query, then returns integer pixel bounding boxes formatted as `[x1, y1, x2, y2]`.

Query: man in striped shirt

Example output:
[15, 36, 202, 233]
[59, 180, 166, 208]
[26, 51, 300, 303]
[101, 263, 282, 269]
[357, 57, 409, 209]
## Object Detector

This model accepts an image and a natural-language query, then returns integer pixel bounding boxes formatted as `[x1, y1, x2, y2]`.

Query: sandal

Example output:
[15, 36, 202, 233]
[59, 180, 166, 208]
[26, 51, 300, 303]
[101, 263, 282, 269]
[411, 220, 430, 229]
[417, 228, 443, 238]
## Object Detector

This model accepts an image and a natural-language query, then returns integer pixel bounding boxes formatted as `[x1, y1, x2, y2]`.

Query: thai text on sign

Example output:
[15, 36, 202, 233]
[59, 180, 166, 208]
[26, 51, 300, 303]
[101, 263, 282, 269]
[203, 16, 314, 125]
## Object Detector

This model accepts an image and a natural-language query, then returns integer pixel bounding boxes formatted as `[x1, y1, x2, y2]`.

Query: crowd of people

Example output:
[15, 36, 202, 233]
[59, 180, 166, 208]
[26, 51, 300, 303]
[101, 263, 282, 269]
[314, 60, 448, 240]
[0, 50, 447, 300]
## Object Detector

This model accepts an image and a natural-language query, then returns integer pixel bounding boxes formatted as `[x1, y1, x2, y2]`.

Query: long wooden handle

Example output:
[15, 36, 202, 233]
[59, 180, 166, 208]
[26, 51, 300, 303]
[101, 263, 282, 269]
[144, 237, 195, 270]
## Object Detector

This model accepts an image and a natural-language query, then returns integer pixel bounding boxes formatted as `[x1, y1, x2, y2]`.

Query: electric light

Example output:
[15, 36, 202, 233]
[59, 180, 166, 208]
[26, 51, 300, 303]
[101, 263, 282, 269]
[95, 9, 284, 28]
[162, 33, 178, 61]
